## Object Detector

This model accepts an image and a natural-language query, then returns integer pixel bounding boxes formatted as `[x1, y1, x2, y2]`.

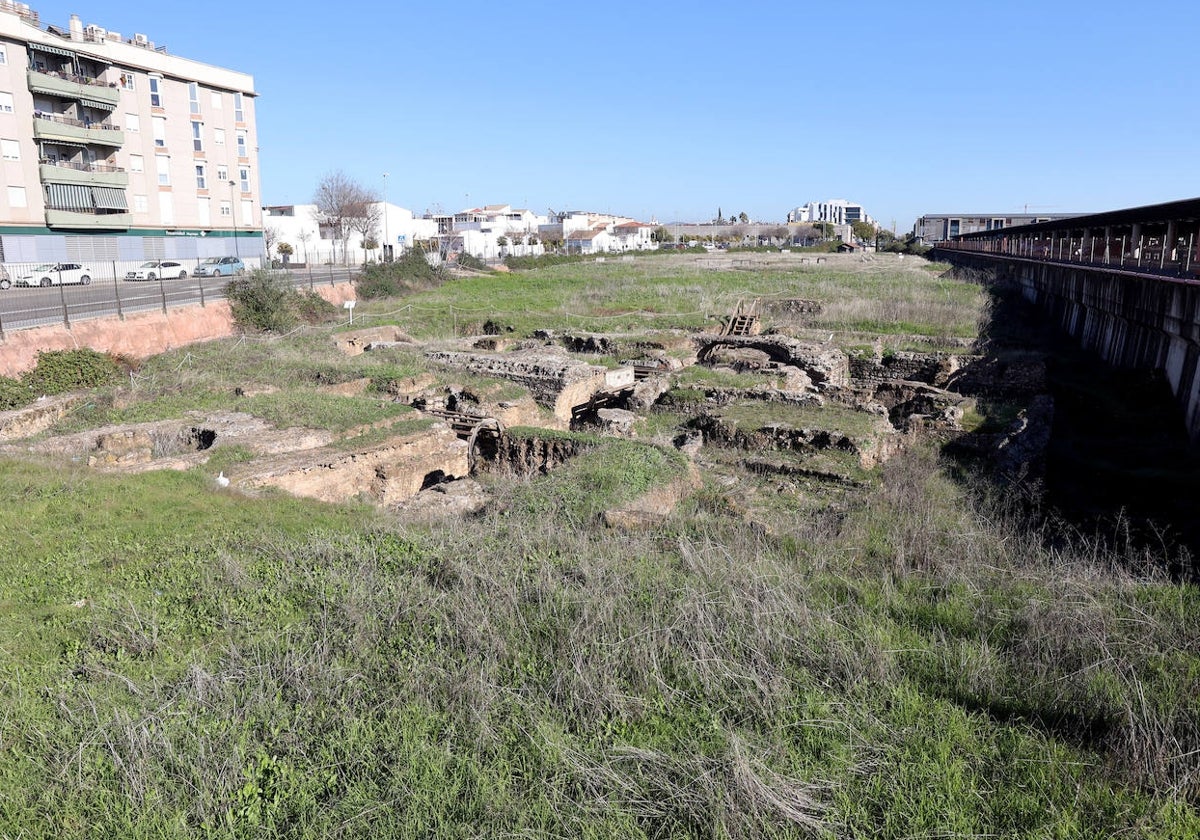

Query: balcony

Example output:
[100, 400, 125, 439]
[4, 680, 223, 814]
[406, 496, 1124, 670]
[45, 208, 131, 230]
[27, 68, 120, 110]
[39, 160, 128, 188]
[33, 113, 124, 148]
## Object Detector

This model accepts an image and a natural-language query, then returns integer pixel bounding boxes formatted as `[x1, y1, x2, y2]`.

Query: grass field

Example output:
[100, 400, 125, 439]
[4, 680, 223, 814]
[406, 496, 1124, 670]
[0, 253, 1196, 838]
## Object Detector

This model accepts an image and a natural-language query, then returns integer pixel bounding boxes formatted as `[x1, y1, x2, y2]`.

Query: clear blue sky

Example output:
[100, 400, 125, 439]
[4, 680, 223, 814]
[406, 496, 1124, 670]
[26, 1, 1200, 232]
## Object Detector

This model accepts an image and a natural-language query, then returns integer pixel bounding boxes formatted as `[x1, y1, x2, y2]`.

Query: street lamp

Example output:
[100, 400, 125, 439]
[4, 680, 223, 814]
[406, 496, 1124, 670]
[228, 180, 240, 260]
[381, 170, 391, 259]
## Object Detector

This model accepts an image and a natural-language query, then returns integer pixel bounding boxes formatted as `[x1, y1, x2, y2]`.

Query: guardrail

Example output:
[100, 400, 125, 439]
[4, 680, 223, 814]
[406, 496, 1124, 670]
[0, 260, 357, 338]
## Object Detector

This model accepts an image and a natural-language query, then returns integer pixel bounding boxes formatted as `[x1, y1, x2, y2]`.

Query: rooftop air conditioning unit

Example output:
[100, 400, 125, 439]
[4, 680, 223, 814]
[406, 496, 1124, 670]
[133, 33, 148, 45]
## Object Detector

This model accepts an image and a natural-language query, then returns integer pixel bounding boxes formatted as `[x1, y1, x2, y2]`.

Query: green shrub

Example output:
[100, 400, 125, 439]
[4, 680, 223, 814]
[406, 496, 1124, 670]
[294, 290, 339, 325]
[356, 249, 443, 300]
[226, 270, 299, 332]
[21, 349, 122, 396]
[456, 252, 487, 271]
[0, 375, 32, 410]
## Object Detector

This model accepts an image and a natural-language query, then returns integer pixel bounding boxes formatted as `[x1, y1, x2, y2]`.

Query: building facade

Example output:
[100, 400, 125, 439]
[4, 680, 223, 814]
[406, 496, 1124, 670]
[0, 3, 261, 270]
[790, 200, 872, 227]
[263, 203, 438, 265]
[912, 212, 1082, 244]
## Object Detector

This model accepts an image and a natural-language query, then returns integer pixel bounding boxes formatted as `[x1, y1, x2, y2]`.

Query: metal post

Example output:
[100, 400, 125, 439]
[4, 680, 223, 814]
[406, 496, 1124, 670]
[197, 271, 206, 307]
[1137, 235, 1144, 268]
[157, 273, 167, 314]
[112, 260, 124, 320]
[57, 268, 69, 327]
[1187, 232, 1195, 275]
[1120, 236, 1126, 267]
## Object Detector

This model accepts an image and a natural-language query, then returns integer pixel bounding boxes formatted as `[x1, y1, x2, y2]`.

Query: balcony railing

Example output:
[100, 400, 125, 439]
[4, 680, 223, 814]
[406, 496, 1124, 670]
[33, 111, 121, 132]
[39, 158, 125, 174]
[30, 69, 113, 89]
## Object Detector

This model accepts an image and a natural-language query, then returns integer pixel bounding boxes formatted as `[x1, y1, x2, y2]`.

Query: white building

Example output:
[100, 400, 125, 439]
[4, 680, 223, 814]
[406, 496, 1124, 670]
[790, 200, 873, 227]
[430, 203, 548, 260]
[0, 3, 262, 268]
[262, 202, 437, 265]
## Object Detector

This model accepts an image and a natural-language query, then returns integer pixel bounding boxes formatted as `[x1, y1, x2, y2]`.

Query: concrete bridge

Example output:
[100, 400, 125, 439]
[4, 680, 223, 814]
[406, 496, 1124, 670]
[932, 197, 1200, 441]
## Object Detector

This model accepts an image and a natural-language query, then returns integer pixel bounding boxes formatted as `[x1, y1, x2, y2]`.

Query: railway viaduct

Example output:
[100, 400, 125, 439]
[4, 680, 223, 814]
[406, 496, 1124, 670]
[932, 197, 1200, 442]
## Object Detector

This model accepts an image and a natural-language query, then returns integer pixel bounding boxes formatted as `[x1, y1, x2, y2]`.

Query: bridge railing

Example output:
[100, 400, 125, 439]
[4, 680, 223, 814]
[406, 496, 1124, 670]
[937, 235, 1200, 281]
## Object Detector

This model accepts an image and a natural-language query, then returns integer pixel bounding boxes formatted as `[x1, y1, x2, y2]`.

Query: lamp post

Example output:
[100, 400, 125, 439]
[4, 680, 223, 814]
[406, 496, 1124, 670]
[228, 180, 240, 260]
[382, 172, 390, 261]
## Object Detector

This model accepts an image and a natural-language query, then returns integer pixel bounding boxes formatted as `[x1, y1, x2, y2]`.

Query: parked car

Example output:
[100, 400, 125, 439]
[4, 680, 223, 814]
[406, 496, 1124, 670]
[125, 260, 188, 281]
[0, 264, 9, 290]
[14, 263, 93, 287]
[193, 256, 245, 277]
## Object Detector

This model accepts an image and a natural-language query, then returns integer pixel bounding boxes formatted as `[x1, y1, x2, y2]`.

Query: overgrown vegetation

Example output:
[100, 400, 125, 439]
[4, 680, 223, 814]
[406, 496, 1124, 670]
[225, 270, 339, 333]
[1, 253, 1197, 837]
[0, 348, 124, 410]
[355, 248, 445, 299]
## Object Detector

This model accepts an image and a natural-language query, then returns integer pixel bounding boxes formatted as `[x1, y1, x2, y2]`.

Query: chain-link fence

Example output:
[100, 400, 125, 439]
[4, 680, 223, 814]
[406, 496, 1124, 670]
[0, 258, 357, 336]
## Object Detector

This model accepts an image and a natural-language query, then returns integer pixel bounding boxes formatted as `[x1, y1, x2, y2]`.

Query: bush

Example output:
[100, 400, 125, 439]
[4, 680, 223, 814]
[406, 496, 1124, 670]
[456, 252, 487, 271]
[0, 375, 31, 410]
[225, 271, 339, 332]
[22, 349, 122, 396]
[356, 249, 443, 300]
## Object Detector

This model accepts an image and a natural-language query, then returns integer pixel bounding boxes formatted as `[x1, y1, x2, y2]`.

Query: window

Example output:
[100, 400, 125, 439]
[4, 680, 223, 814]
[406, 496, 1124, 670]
[188, 82, 200, 114]
[124, 112, 140, 132]
[121, 73, 135, 91]
[235, 130, 246, 158]
[198, 196, 210, 225]
[216, 165, 227, 182]
[191, 121, 203, 152]
[1, 139, 18, 160]
[156, 154, 170, 186]
[152, 116, 166, 147]
[158, 192, 173, 224]
[0, 48, 7, 65]
[149, 76, 162, 107]
[195, 163, 206, 190]
[210, 91, 221, 110]
[233, 92, 243, 122]
[240, 199, 253, 225]
[219, 200, 231, 217]
[0, 92, 12, 113]
[238, 166, 250, 193]
[7, 186, 25, 207]
[133, 194, 148, 213]
[128, 154, 144, 173]
[213, 128, 225, 146]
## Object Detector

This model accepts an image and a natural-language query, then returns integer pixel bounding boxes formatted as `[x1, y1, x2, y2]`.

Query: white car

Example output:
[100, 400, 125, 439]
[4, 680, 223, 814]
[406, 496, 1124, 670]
[14, 263, 94, 288]
[125, 260, 188, 281]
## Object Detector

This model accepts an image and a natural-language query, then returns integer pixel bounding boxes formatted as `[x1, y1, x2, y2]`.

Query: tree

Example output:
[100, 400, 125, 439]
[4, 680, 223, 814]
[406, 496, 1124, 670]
[738, 212, 749, 224]
[263, 225, 280, 260]
[314, 171, 379, 265]
[277, 241, 294, 265]
[297, 230, 312, 264]
[651, 226, 670, 243]
[852, 220, 877, 243]
[772, 226, 789, 243]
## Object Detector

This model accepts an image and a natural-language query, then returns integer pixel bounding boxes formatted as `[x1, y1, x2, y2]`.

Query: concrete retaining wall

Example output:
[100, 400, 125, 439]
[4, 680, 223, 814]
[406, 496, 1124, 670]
[941, 252, 1200, 440]
[0, 282, 356, 378]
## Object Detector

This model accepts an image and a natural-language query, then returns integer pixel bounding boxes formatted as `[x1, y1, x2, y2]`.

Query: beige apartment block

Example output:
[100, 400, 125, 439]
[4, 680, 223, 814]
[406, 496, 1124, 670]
[0, 2, 261, 266]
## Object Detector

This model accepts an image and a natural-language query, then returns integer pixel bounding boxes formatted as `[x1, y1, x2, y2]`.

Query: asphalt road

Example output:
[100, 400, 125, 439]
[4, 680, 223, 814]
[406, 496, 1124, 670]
[0, 267, 357, 332]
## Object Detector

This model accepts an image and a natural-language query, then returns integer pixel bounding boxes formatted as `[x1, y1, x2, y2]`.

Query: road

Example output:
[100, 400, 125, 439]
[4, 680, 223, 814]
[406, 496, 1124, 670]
[0, 266, 358, 333]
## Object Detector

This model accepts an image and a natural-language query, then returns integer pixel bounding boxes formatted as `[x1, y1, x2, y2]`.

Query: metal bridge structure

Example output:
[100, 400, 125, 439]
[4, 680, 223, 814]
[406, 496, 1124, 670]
[932, 197, 1200, 441]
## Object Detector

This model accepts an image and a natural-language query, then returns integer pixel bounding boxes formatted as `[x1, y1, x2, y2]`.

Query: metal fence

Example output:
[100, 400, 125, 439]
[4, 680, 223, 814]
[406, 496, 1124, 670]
[0, 258, 357, 337]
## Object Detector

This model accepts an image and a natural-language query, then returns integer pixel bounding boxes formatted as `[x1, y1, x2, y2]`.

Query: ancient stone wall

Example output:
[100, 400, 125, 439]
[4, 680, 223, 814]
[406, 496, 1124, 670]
[426, 350, 608, 422]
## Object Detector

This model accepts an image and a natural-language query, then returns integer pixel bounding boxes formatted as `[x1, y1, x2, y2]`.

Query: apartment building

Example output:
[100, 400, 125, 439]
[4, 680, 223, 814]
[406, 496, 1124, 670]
[0, 3, 260, 265]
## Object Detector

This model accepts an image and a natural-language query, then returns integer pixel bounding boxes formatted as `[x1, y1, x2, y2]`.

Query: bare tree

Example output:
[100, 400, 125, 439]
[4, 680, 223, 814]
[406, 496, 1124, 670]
[313, 171, 379, 264]
[262, 225, 280, 262]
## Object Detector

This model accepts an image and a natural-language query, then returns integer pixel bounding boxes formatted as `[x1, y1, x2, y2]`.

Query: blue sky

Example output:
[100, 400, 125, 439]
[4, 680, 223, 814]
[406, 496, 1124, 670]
[25, 1, 1200, 232]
